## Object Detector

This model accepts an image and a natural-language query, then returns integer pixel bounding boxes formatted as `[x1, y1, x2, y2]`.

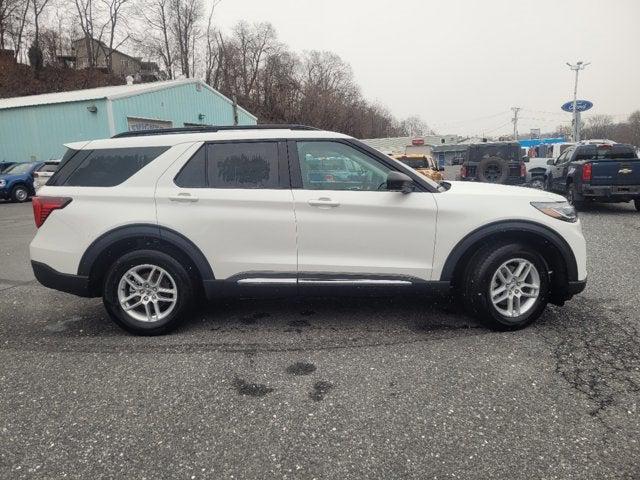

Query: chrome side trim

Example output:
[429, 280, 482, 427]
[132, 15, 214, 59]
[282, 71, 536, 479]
[237, 278, 297, 285]
[299, 279, 412, 285]
[237, 278, 414, 286]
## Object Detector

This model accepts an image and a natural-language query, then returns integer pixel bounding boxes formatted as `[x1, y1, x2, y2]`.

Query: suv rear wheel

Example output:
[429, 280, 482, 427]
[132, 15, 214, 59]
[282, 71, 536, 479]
[103, 250, 195, 335]
[462, 243, 549, 330]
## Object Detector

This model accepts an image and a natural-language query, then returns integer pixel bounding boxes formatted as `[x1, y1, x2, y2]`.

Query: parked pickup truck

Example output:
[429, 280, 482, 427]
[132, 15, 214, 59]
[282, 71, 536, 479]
[545, 142, 640, 210]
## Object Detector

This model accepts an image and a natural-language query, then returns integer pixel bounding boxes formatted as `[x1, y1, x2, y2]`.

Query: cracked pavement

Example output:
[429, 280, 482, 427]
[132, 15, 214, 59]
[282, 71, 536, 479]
[1, 200, 639, 479]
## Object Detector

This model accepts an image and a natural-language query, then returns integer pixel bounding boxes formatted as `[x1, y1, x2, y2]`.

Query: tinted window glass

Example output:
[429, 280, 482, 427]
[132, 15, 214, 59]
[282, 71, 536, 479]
[63, 147, 168, 187]
[297, 141, 391, 191]
[206, 142, 279, 189]
[175, 146, 206, 187]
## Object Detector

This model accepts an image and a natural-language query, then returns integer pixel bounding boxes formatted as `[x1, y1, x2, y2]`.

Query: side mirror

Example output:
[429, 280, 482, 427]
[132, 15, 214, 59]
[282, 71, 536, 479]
[523, 156, 530, 163]
[387, 171, 414, 194]
[546, 159, 555, 165]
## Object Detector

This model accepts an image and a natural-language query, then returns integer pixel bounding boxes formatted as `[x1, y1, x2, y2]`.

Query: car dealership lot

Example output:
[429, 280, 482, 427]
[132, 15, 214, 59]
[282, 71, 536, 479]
[1, 201, 639, 479]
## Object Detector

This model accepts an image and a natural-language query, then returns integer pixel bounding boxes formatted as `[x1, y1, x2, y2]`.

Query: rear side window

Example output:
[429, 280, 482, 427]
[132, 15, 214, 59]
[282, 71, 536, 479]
[49, 147, 168, 187]
[207, 142, 279, 189]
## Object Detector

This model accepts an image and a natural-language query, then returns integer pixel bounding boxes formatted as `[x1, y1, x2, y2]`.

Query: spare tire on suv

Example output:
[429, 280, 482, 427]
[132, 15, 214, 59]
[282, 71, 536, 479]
[477, 156, 509, 183]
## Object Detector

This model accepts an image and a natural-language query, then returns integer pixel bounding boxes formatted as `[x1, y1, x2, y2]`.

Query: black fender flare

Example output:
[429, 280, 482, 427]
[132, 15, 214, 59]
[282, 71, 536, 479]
[439, 220, 579, 282]
[77, 223, 215, 281]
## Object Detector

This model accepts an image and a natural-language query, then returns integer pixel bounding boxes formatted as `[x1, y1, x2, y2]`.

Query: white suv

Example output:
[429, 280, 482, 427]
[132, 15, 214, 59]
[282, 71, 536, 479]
[30, 125, 587, 335]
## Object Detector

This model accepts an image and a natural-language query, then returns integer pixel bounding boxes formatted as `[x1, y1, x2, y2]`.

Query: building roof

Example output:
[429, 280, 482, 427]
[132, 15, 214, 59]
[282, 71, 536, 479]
[0, 79, 257, 120]
[360, 135, 461, 153]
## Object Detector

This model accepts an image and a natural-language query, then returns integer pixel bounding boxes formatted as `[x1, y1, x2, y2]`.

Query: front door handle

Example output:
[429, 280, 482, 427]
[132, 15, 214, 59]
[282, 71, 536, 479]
[169, 193, 199, 203]
[308, 197, 340, 208]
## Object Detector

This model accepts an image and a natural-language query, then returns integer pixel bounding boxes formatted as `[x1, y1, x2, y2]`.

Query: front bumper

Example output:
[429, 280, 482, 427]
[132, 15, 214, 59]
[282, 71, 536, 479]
[31, 261, 93, 297]
[0, 188, 8, 199]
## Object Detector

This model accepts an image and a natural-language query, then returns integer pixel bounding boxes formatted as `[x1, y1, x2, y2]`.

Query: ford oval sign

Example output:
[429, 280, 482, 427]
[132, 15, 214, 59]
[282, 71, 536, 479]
[561, 100, 593, 112]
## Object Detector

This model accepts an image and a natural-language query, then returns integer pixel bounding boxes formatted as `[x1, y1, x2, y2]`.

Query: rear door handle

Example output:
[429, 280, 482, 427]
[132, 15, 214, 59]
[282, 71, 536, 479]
[308, 197, 340, 208]
[169, 193, 199, 203]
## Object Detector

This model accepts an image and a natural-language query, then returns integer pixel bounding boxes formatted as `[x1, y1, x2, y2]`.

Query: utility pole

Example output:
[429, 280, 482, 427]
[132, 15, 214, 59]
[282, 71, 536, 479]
[511, 107, 521, 141]
[566, 61, 590, 142]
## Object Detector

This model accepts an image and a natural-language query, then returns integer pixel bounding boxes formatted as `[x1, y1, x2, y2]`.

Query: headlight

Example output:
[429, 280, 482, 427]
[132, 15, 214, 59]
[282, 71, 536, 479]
[531, 201, 577, 223]
[0, 179, 5, 187]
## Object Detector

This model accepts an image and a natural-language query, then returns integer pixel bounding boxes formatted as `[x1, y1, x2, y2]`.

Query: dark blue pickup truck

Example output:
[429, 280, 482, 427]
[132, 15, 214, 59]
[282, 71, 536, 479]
[544, 142, 640, 210]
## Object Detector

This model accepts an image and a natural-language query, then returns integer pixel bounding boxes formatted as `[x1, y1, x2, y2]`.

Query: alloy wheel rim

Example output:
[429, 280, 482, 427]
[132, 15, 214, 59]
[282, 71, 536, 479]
[117, 264, 178, 322]
[16, 189, 27, 201]
[490, 258, 540, 318]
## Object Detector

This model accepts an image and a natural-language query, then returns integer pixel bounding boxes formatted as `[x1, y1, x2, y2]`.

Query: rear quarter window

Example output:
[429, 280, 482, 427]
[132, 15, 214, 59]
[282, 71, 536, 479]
[48, 147, 168, 187]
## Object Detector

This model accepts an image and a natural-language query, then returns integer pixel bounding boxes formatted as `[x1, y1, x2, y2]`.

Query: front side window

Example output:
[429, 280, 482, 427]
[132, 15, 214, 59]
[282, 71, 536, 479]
[206, 142, 279, 189]
[297, 141, 391, 191]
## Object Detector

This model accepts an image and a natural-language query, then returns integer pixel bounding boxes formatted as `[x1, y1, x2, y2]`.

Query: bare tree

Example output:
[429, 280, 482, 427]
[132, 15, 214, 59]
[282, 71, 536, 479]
[31, 0, 51, 48]
[5, 0, 29, 59]
[170, 0, 201, 77]
[399, 115, 432, 137]
[0, 0, 19, 49]
[73, 0, 100, 67]
[101, 0, 131, 72]
[134, 0, 174, 78]
[583, 114, 614, 139]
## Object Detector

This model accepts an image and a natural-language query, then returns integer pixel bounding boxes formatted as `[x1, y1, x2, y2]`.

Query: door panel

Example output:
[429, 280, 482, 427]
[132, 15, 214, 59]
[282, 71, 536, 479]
[155, 141, 297, 279]
[292, 190, 438, 280]
[290, 140, 438, 281]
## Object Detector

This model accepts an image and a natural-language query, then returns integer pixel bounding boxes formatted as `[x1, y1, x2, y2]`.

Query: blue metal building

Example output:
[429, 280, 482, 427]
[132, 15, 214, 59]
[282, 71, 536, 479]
[0, 79, 257, 162]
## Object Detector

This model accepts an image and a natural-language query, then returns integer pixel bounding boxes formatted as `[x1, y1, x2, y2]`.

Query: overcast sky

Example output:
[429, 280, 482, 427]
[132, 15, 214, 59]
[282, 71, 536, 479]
[213, 0, 640, 136]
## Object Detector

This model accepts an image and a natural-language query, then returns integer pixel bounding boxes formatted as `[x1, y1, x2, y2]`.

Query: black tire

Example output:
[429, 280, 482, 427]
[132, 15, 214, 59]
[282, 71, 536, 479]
[477, 156, 509, 184]
[461, 242, 550, 330]
[634, 199, 640, 212]
[567, 183, 584, 210]
[102, 249, 195, 335]
[11, 185, 29, 202]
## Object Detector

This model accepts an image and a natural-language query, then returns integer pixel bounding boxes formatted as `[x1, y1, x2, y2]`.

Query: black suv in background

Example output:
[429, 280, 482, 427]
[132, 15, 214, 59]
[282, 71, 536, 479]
[545, 142, 640, 210]
[458, 142, 526, 185]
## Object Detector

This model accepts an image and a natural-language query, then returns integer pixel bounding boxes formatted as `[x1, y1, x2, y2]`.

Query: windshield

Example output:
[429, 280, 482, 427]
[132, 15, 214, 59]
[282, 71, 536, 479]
[3, 162, 35, 175]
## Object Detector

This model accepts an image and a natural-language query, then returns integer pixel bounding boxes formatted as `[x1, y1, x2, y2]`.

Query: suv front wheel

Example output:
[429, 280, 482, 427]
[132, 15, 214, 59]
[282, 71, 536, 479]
[103, 250, 195, 335]
[462, 243, 549, 330]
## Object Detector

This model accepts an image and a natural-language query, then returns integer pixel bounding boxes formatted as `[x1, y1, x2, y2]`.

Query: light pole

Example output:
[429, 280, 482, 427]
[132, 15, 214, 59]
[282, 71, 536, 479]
[511, 106, 521, 141]
[566, 61, 590, 142]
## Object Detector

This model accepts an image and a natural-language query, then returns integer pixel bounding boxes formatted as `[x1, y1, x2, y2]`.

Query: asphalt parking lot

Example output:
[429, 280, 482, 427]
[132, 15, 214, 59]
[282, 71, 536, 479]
[1, 199, 639, 479]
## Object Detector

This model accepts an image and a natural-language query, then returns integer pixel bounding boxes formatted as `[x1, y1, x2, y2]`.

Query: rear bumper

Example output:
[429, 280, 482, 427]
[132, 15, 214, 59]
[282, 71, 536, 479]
[459, 177, 527, 185]
[581, 184, 640, 200]
[31, 261, 93, 297]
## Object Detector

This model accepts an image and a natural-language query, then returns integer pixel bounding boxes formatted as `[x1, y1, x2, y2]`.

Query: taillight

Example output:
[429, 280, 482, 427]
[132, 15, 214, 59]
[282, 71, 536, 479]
[32, 196, 72, 228]
[460, 165, 467, 178]
[582, 163, 592, 182]
[520, 162, 527, 177]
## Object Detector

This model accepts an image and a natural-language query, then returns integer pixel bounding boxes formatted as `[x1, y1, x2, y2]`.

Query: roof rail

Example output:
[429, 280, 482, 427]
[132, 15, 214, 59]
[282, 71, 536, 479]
[111, 124, 319, 138]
